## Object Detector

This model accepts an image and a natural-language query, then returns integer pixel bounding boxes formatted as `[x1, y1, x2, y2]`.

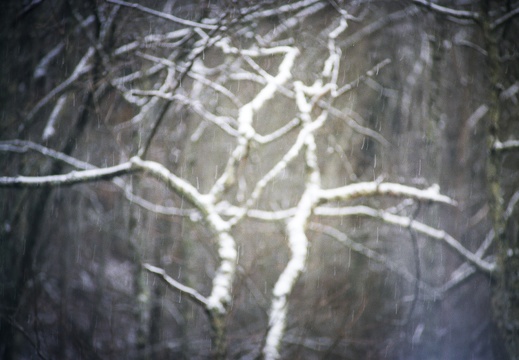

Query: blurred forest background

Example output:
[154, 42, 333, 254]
[1, 0, 518, 359]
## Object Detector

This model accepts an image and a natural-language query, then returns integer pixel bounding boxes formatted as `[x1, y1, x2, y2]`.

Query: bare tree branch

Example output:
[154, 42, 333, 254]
[106, 0, 218, 30]
[492, 5, 519, 29]
[411, 0, 480, 21]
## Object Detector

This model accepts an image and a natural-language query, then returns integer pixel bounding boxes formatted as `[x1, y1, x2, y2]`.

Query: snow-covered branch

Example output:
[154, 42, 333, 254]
[309, 222, 440, 298]
[0, 140, 95, 170]
[411, 0, 480, 21]
[492, 5, 519, 29]
[228, 111, 327, 227]
[263, 98, 324, 360]
[129, 157, 212, 218]
[143, 263, 208, 308]
[25, 47, 95, 124]
[209, 41, 299, 201]
[494, 139, 519, 153]
[263, 24, 340, 357]
[315, 205, 495, 275]
[130, 157, 236, 317]
[106, 0, 218, 30]
[319, 182, 457, 206]
[0, 161, 135, 188]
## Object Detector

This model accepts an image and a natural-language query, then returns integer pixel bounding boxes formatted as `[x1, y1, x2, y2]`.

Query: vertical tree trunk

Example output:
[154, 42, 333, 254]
[481, 1, 519, 358]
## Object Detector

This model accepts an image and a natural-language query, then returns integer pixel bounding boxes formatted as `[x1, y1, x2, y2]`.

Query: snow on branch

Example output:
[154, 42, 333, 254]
[335, 58, 392, 98]
[113, 29, 191, 56]
[315, 205, 495, 275]
[173, 94, 239, 138]
[309, 222, 440, 298]
[494, 139, 519, 153]
[130, 157, 236, 315]
[129, 157, 213, 217]
[228, 111, 327, 227]
[319, 182, 457, 206]
[412, 0, 480, 21]
[263, 34, 335, 358]
[33, 42, 65, 79]
[260, 1, 327, 44]
[0, 140, 95, 170]
[209, 41, 299, 201]
[263, 120, 323, 360]
[42, 95, 67, 141]
[25, 47, 95, 124]
[492, 5, 519, 29]
[1, 142, 236, 316]
[206, 231, 237, 314]
[106, 0, 218, 30]
[143, 263, 208, 308]
[241, 0, 323, 23]
[0, 161, 135, 188]
[188, 65, 243, 108]
[253, 117, 301, 144]
[0, 140, 199, 219]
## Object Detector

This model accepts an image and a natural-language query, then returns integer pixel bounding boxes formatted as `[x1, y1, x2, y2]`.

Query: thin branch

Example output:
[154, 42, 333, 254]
[189, 63, 243, 108]
[254, 117, 301, 144]
[1, 315, 50, 360]
[411, 0, 480, 21]
[492, 5, 519, 29]
[174, 94, 240, 137]
[322, 105, 390, 147]
[113, 29, 191, 56]
[315, 205, 495, 275]
[106, 0, 218, 30]
[0, 161, 135, 188]
[25, 47, 95, 125]
[309, 222, 439, 298]
[41, 95, 67, 141]
[143, 263, 208, 308]
[404, 204, 422, 325]
[0, 140, 95, 170]
[123, 188, 197, 217]
[260, 0, 327, 44]
[137, 27, 225, 159]
[335, 58, 392, 97]
[33, 42, 65, 79]
[0, 140, 200, 219]
[342, 7, 420, 50]
[319, 182, 457, 206]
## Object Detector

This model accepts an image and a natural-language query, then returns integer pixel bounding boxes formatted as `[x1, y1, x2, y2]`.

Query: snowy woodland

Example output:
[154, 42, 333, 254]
[1, 0, 519, 359]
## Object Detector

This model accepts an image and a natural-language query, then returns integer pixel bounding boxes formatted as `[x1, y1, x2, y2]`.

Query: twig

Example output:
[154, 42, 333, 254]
[308, 222, 439, 298]
[106, 0, 217, 30]
[315, 205, 495, 275]
[411, 0, 480, 21]
[1, 315, 50, 360]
